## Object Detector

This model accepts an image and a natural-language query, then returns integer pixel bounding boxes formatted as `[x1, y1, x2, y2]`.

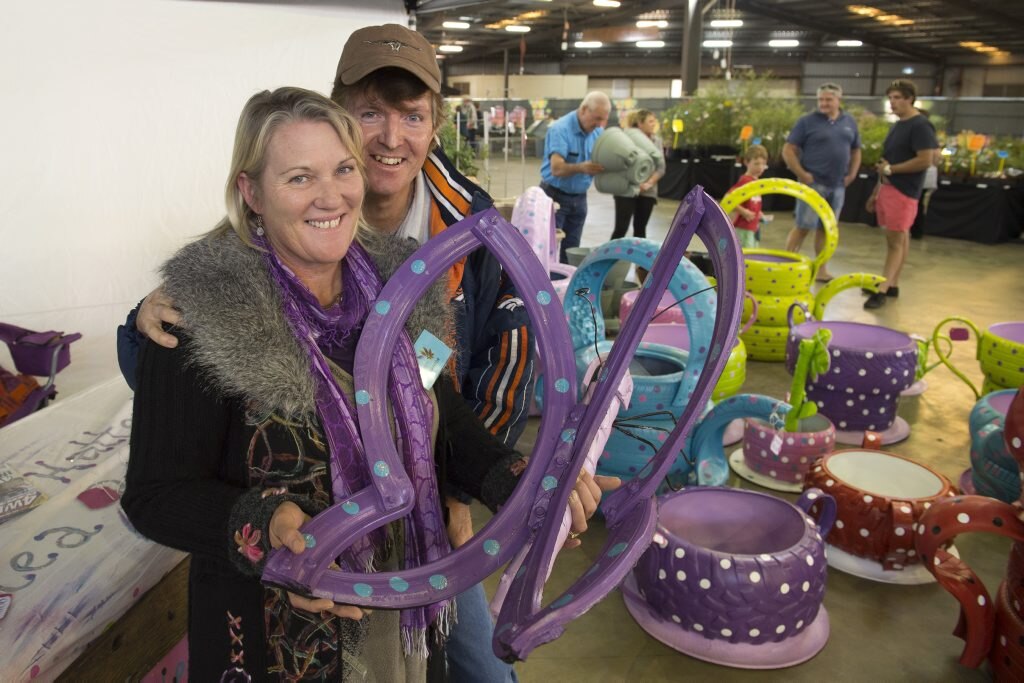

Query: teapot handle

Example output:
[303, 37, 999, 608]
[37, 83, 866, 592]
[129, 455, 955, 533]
[915, 495, 1024, 667]
[795, 487, 837, 537]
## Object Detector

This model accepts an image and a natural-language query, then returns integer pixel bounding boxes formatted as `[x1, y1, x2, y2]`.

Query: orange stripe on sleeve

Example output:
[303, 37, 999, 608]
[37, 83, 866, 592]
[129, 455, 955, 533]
[488, 326, 529, 435]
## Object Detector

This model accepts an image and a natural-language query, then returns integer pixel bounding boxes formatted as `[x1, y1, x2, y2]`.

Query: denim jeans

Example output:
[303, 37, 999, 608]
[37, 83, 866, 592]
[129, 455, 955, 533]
[447, 583, 518, 682]
[542, 184, 589, 263]
[794, 182, 845, 229]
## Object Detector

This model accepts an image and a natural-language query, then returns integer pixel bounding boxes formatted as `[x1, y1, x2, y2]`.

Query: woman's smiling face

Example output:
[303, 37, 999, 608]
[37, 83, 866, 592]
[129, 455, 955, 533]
[239, 119, 364, 280]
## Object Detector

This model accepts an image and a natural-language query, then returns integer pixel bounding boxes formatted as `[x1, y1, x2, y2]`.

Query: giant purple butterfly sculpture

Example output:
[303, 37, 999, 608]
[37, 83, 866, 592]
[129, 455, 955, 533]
[262, 185, 745, 661]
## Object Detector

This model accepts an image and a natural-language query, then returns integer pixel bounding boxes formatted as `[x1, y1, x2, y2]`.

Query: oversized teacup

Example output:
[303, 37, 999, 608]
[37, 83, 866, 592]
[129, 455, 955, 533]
[805, 449, 956, 583]
[624, 486, 835, 668]
[787, 321, 918, 437]
[738, 414, 836, 491]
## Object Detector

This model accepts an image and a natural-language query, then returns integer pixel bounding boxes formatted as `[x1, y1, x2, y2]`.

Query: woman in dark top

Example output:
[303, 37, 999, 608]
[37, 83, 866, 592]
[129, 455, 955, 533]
[609, 109, 666, 241]
[122, 87, 606, 681]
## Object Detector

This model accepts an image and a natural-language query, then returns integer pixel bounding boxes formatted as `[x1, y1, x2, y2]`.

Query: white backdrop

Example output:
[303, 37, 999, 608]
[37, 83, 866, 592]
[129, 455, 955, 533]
[0, 0, 405, 403]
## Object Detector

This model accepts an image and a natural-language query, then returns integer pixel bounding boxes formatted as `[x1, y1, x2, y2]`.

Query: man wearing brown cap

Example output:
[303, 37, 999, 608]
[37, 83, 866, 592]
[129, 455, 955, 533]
[118, 23, 529, 683]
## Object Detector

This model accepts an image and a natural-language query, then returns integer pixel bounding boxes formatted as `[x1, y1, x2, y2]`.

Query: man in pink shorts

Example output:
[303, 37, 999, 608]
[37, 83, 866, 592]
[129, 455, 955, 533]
[864, 79, 939, 310]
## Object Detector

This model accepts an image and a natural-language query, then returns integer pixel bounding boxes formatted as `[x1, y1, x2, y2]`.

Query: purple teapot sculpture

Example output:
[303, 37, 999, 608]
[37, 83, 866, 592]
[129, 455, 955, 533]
[261, 185, 746, 661]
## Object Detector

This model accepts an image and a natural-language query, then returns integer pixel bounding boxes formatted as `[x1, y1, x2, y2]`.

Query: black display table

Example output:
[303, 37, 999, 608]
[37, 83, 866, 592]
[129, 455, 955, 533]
[658, 161, 1024, 244]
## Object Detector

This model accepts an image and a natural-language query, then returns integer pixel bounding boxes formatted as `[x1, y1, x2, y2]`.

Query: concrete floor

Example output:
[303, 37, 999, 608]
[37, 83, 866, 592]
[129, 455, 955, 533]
[472, 158, 1024, 682]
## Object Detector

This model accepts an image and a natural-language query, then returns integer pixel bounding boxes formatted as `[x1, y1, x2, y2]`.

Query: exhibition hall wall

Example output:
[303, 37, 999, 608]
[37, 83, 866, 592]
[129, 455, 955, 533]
[1, 0, 406, 401]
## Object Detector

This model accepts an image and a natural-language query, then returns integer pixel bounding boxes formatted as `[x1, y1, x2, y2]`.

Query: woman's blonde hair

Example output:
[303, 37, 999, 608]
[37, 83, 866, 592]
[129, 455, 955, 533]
[209, 86, 366, 247]
[629, 108, 656, 129]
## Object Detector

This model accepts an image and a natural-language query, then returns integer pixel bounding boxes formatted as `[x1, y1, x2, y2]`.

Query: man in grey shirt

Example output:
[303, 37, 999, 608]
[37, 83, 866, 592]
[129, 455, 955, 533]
[783, 83, 862, 282]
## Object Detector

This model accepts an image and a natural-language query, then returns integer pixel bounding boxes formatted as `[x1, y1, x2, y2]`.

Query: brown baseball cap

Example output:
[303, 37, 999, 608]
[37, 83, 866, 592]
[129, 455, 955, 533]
[336, 24, 441, 94]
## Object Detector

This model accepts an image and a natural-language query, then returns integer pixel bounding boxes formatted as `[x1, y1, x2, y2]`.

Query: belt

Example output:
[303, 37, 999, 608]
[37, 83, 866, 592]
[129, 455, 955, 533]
[541, 182, 584, 197]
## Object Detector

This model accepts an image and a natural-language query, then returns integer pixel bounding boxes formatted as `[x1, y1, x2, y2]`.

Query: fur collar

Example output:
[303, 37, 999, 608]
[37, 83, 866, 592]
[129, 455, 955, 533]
[161, 229, 453, 419]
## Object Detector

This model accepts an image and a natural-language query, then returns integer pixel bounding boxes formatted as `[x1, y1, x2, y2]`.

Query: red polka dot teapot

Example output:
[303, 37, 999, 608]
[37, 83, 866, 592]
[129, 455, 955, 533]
[916, 388, 1024, 681]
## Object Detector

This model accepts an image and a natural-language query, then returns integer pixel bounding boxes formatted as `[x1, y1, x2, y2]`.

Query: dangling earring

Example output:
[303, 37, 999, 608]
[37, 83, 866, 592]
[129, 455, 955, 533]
[255, 214, 265, 236]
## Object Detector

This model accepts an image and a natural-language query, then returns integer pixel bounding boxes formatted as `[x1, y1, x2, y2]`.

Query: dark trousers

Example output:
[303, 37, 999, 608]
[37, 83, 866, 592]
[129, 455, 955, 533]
[541, 184, 589, 263]
[611, 195, 657, 240]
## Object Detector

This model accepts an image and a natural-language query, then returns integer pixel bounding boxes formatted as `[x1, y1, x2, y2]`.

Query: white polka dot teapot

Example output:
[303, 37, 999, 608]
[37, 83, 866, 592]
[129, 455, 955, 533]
[916, 388, 1024, 681]
[786, 308, 919, 445]
[624, 486, 835, 669]
[930, 317, 1024, 397]
[805, 443, 957, 584]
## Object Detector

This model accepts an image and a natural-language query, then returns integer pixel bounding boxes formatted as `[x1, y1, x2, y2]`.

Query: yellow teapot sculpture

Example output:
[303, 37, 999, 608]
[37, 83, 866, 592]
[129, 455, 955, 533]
[721, 177, 884, 361]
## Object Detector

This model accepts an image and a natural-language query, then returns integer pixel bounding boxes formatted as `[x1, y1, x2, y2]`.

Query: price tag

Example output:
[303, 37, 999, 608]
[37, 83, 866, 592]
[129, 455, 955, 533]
[770, 433, 784, 455]
[414, 330, 453, 390]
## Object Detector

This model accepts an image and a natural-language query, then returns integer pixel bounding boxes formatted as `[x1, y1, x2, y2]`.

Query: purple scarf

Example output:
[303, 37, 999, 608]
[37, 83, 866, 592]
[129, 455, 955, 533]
[257, 235, 451, 656]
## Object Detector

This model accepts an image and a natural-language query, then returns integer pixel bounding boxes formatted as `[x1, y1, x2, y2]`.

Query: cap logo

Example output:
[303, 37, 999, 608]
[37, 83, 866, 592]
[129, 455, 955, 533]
[365, 39, 421, 53]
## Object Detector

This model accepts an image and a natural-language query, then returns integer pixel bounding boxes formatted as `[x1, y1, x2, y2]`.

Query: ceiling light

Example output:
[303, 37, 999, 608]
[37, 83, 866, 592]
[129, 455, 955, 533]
[438, 45, 463, 53]
[847, 5, 882, 17]
[703, 39, 733, 48]
[637, 40, 665, 48]
[959, 41, 983, 48]
[636, 20, 668, 28]
[710, 19, 743, 28]
[836, 39, 863, 47]
[769, 39, 800, 48]
[574, 41, 603, 48]
[505, 25, 531, 32]
[976, 46, 998, 53]
[442, 21, 470, 29]
[593, 0, 620, 7]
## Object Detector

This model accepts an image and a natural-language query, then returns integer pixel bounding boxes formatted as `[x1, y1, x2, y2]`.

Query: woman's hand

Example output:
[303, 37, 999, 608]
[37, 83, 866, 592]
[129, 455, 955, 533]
[866, 192, 877, 214]
[269, 501, 365, 620]
[136, 286, 182, 349]
[564, 471, 621, 549]
[445, 497, 474, 549]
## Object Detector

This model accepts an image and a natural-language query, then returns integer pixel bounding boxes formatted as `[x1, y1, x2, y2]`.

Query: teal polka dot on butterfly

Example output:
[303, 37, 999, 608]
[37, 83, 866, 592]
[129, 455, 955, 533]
[373, 460, 390, 477]
[561, 428, 576, 443]
[554, 378, 570, 393]
[389, 577, 409, 593]
[718, 237, 728, 253]
[375, 300, 391, 315]
[536, 290, 551, 305]
[354, 583, 373, 598]
[342, 501, 360, 515]
[411, 259, 426, 274]
[550, 593, 574, 609]
[585, 563, 602, 577]
[608, 542, 628, 557]
[483, 539, 500, 556]
[429, 574, 448, 590]
[355, 390, 370, 405]
[542, 475, 558, 491]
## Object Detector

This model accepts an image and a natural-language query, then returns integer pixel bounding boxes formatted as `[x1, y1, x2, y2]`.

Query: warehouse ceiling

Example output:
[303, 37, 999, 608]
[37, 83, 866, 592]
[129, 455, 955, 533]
[414, 0, 1024, 71]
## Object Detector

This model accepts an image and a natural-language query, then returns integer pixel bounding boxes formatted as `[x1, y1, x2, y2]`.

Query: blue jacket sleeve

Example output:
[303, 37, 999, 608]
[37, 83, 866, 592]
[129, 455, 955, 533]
[455, 191, 537, 447]
[116, 300, 146, 391]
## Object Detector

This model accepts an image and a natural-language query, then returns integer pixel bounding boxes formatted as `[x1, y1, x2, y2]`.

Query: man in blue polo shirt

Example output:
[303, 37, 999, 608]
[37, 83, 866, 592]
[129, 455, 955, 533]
[540, 91, 611, 262]
[783, 82, 861, 282]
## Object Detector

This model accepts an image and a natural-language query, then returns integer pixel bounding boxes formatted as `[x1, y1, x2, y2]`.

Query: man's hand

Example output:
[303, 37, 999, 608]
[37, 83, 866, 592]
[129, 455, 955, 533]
[136, 286, 182, 349]
[580, 161, 605, 175]
[796, 170, 815, 185]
